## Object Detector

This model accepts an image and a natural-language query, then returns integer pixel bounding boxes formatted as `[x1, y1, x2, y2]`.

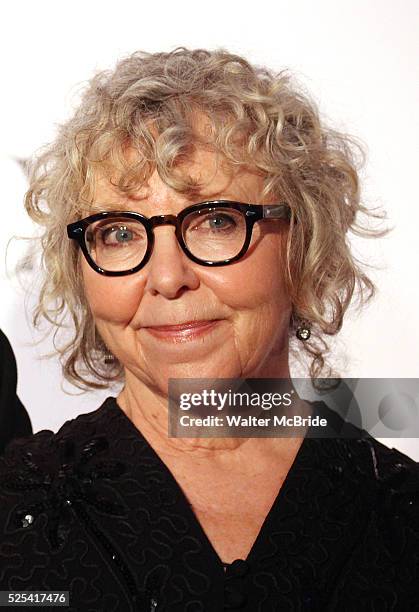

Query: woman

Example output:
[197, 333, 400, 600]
[1, 48, 418, 611]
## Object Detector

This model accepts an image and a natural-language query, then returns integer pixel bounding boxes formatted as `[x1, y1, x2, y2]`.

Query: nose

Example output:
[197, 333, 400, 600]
[143, 225, 200, 298]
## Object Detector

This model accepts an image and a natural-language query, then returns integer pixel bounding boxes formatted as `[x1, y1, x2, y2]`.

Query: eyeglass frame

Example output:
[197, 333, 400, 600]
[66, 200, 291, 277]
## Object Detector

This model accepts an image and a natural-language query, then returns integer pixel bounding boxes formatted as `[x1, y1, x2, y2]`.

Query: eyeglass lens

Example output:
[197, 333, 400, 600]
[85, 207, 248, 272]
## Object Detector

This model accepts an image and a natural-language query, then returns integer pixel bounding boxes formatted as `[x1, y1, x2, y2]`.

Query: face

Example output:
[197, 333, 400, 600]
[81, 146, 292, 396]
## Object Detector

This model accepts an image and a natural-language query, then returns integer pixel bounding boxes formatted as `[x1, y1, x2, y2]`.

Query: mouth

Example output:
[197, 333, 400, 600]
[142, 320, 222, 343]
[144, 320, 220, 331]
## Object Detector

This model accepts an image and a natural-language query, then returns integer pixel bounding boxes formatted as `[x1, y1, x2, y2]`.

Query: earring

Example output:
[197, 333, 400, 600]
[103, 350, 115, 365]
[296, 321, 311, 341]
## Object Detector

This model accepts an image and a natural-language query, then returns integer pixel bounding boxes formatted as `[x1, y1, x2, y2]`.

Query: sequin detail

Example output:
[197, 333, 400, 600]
[2, 436, 126, 549]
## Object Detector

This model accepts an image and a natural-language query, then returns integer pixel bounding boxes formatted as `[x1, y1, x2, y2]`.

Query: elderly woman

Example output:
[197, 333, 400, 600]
[1, 48, 418, 611]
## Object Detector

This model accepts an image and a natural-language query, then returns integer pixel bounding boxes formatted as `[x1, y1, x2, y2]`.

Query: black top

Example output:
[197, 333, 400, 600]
[0, 396, 418, 611]
[0, 329, 32, 454]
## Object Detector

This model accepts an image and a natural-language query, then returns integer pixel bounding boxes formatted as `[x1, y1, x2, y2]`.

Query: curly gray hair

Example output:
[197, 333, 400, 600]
[24, 47, 387, 389]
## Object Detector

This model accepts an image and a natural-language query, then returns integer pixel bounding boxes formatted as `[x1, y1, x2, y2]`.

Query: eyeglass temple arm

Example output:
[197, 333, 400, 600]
[262, 204, 291, 220]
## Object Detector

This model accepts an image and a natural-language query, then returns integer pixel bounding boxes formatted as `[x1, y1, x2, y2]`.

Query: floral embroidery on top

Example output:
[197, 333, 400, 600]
[1, 435, 126, 550]
[359, 439, 419, 558]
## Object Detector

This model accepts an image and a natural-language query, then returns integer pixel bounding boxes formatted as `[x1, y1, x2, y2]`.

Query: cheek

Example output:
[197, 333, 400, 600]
[82, 262, 144, 325]
[219, 233, 289, 310]
[258, 232, 290, 301]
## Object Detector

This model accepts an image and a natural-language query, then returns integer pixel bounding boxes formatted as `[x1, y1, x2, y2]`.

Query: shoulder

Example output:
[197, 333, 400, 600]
[320, 438, 419, 602]
[310, 400, 419, 518]
[335, 436, 419, 550]
[300, 429, 419, 602]
[0, 398, 136, 602]
[0, 398, 123, 540]
[304, 401, 419, 538]
[0, 398, 113, 468]
[0, 396, 119, 470]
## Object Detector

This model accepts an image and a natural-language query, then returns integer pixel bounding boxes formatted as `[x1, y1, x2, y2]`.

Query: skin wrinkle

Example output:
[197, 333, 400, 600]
[19, 49, 387, 563]
[81, 144, 303, 463]
[24, 50, 383, 392]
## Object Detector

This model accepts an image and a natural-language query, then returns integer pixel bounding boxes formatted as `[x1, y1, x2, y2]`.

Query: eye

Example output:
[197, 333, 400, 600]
[89, 221, 146, 248]
[102, 225, 134, 245]
[193, 212, 238, 232]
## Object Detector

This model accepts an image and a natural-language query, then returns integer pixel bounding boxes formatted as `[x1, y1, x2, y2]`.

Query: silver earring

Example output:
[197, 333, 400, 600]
[296, 321, 311, 341]
[103, 350, 115, 365]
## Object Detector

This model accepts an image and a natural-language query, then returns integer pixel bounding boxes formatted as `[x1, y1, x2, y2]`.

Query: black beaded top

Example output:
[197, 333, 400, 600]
[0, 397, 418, 611]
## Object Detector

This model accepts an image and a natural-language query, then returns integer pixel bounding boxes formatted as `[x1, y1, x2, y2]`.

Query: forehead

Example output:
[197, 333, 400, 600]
[88, 146, 267, 214]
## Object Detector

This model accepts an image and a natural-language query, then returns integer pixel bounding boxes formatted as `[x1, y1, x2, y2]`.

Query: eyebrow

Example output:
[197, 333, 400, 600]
[87, 201, 131, 213]
[84, 195, 246, 215]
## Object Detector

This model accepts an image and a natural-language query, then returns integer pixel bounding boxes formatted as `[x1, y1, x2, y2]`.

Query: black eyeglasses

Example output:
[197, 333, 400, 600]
[67, 200, 291, 276]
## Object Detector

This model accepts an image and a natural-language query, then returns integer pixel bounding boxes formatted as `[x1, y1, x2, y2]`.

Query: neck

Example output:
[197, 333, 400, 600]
[116, 354, 310, 460]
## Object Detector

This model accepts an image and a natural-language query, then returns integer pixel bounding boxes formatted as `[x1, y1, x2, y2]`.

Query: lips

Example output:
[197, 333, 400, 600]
[144, 320, 218, 331]
[142, 319, 222, 344]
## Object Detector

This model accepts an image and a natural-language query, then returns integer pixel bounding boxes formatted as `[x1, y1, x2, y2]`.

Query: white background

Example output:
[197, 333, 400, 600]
[0, 0, 418, 458]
